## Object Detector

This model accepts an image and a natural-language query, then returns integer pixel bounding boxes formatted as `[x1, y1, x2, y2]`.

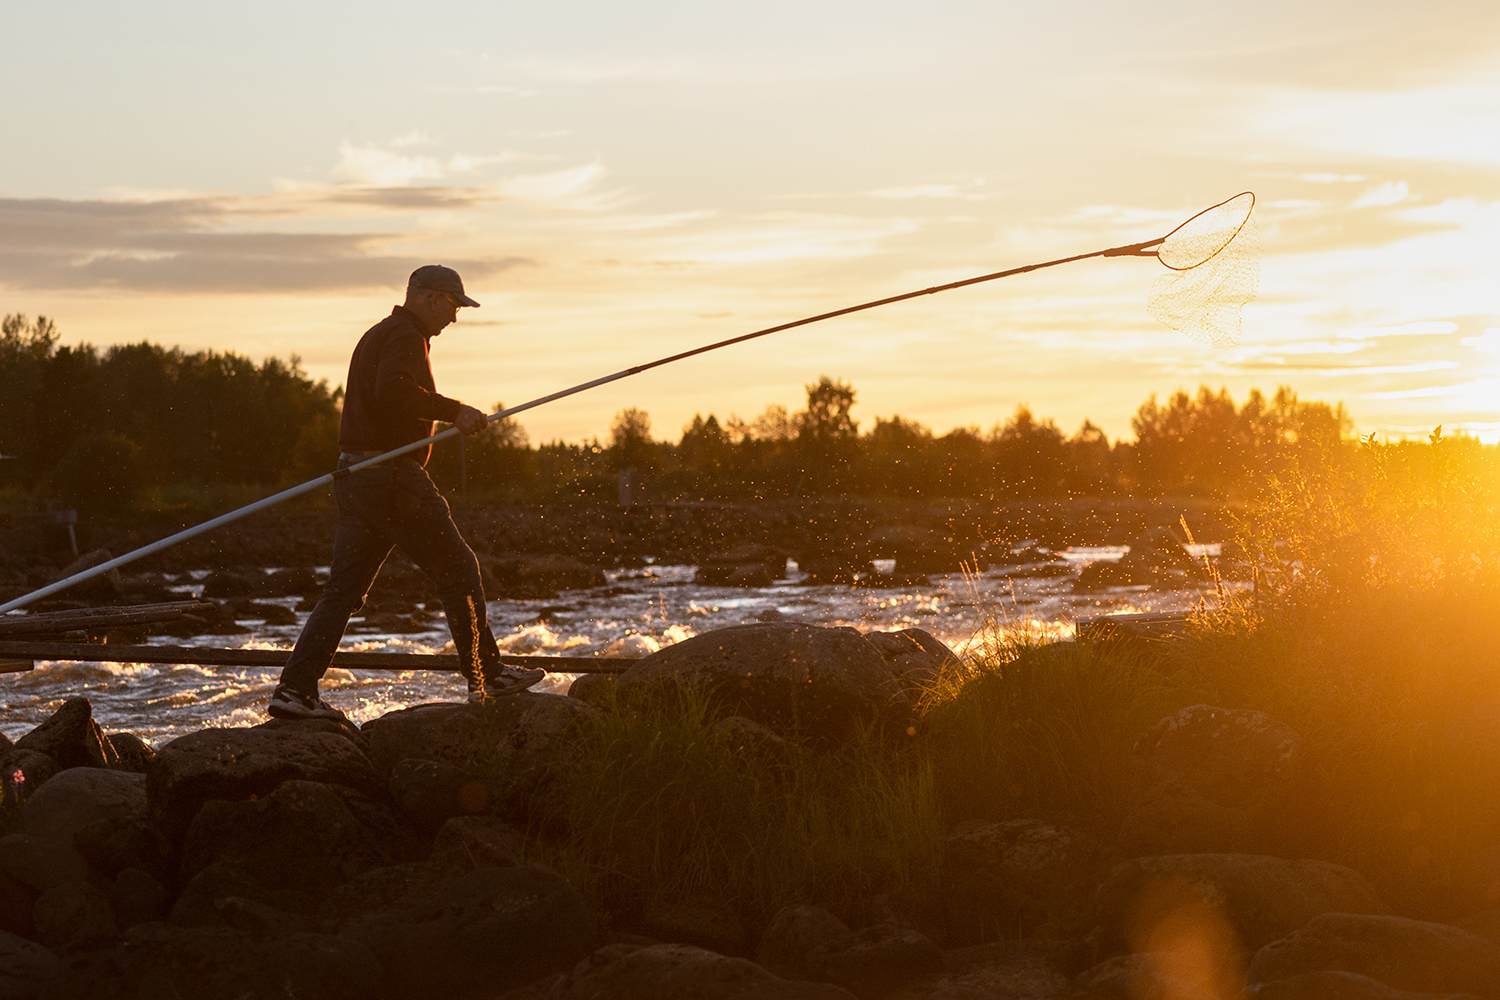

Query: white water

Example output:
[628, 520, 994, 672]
[0, 548, 1227, 745]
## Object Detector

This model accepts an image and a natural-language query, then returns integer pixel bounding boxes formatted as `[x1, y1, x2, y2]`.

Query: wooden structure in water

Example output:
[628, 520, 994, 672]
[0, 600, 637, 675]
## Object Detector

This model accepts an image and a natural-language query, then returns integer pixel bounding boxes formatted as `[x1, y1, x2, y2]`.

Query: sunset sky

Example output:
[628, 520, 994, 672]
[3, 0, 1498, 445]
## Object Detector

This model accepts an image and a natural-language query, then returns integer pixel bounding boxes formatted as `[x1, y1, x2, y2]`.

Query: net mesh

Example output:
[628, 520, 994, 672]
[1146, 195, 1261, 349]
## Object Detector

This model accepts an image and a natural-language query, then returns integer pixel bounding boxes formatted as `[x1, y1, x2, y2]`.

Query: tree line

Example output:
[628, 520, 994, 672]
[0, 312, 1456, 514]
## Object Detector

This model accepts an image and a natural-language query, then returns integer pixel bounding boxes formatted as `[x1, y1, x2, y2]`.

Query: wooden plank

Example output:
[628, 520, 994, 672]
[0, 601, 217, 636]
[0, 640, 638, 674]
[0, 659, 34, 674]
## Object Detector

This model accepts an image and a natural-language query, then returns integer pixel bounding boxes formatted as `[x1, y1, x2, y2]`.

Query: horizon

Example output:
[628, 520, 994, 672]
[3, 1, 1497, 445]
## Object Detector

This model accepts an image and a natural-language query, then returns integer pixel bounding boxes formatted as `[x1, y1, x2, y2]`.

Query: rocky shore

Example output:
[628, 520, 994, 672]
[3, 620, 1498, 999]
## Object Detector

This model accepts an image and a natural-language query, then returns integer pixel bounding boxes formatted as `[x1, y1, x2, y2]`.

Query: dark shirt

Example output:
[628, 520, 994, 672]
[338, 306, 463, 464]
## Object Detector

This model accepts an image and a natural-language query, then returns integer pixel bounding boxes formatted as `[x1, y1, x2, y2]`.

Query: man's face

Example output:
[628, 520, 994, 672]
[425, 289, 461, 334]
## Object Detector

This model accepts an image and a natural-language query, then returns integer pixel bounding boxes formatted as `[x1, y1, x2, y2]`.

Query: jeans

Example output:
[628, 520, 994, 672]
[279, 452, 501, 694]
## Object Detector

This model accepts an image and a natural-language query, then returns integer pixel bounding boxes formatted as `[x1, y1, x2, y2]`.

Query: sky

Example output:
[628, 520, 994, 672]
[2, 0, 1499, 445]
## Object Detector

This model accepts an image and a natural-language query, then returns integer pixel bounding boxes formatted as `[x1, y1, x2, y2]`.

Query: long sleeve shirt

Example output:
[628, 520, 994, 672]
[338, 306, 463, 465]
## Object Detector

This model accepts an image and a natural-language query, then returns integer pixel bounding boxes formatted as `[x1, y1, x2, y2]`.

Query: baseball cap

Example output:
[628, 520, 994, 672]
[408, 265, 480, 307]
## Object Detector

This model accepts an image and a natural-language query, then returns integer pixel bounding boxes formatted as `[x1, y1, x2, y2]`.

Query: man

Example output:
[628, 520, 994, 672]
[267, 265, 543, 721]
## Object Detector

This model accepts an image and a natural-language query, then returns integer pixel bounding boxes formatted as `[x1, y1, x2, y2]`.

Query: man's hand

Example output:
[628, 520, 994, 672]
[454, 404, 489, 435]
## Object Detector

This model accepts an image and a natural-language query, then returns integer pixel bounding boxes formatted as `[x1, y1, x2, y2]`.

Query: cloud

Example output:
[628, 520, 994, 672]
[0, 194, 526, 293]
[1352, 180, 1410, 208]
[1462, 329, 1500, 353]
[869, 182, 988, 201]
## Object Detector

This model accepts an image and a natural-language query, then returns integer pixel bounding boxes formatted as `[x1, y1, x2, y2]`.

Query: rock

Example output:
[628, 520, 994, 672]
[257, 567, 321, 597]
[1089, 854, 1389, 961]
[180, 780, 416, 892]
[866, 524, 970, 574]
[104, 734, 153, 774]
[757, 904, 941, 999]
[71, 815, 170, 882]
[0, 873, 35, 940]
[146, 726, 382, 837]
[0, 836, 92, 896]
[943, 818, 1117, 944]
[14, 699, 119, 772]
[0, 751, 59, 809]
[487, 554, 607, 598]
[550, 942, 859, 999]
[340, 864, 598, 998]
[0, 734, 9, 753]
[862, 628, 959, 694]
[0, 930, 59, 1000]
[1252, 969, 1453, 999]
[169, 863, 311, 929]
[38, 922, 380, 1000]
[31, 882, 118, 952]
[695, 545, 789, 587]
[488, 695, 599, 805]
[709, 715, 787, 754]
[388, 758, 491, 831]
[640, 897, 748, 956]
[361, 697, 538, 775]
[567, 672, 616, 708]
[108, 868, 169, 930]
[612, 623, 912, 742]
[201, 569, 256, 598]
[1119, 704, 1306, 857]
[428, 815, 525, 872]
[1248, 913, 1500, 997]
[21, 768, 146, 845]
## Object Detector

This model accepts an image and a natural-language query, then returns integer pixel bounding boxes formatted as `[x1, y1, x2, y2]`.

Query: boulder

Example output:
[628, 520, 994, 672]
[22, 769, 146, 845]
[257, 567, 322, 597]
[757, 904, 940, 999]
[567, 672, 616, 708]
[168, 862, 311, 929]
[943, 818, 1118, 943]
[38, 922, 380, 1000]
[611, 623, 912, 742]
[180, 780, 416, 892]
[71, 814, 170, 882]
[640, 896, 748, 956]
[14, 699, 119, 772]
[104, 734, 153, 774]
[146, 726, 383, 837]
[388, 758, 491, 831]
[0, 836, 92, 896]
[0, 930, 59, 1000]
[861, 628, 959, 695]
[1252, 969, 1456, 999]
[0, 872, 35, 940]
[1120, 705, 1306, 857]
[0, 751, 59, 809]
[31, 882, 118, 952]
[361, 696, 541, 776]
[487, 554, 606, 598]
[695, 545, 789, 587]
[1248, 913, 1500, 997]
[1089, 855, 1388, 960]
[488, 694, 599, 805]
[865, 524, 970, 574]
[427, 815, 525, 872]
[340, 864, 598, 999]
[108, 868, 170, 930]
[549, 942, 859, 1000]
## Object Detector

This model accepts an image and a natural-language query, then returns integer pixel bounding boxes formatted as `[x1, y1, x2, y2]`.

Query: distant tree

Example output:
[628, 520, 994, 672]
[991, 405, 1068, 496]
[609, 407, 658, 472]
[864, 415, 933, 496]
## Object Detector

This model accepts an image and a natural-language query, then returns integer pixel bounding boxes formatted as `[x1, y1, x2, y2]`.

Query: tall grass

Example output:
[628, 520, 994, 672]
[531, 686, 944, 932]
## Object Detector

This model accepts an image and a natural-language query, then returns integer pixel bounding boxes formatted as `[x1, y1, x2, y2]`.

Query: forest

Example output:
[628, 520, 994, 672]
[1, 312, 1488, 514]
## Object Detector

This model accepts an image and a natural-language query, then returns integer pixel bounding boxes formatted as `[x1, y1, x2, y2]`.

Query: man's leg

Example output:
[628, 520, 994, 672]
[277, 467, 394, 698]
[382, 460, 537, 693]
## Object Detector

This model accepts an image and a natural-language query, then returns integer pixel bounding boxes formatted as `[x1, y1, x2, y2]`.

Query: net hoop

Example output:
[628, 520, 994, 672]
[1156, 191, 1255, 271]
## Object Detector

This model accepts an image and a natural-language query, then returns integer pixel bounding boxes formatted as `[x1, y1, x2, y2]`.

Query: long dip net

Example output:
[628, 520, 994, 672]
[1143, 191, 1261, 348]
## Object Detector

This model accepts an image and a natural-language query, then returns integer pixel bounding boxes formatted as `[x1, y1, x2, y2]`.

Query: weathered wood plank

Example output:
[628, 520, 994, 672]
[0, 601, 217, 636]
[0, 640, 637, 674]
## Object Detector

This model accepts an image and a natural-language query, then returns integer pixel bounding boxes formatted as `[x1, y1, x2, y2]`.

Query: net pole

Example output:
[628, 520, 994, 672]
[0, 239, 1165, 615]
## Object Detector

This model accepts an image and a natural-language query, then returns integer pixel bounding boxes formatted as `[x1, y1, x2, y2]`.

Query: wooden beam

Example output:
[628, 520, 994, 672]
[0, 601, 218, 637]
[0, 640, 637, 674]
[0, 659, 33, 674]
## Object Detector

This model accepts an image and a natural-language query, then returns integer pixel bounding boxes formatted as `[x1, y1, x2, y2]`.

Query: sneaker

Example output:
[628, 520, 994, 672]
[467, 664, 546, 701]
[268, 684, 349, 722]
